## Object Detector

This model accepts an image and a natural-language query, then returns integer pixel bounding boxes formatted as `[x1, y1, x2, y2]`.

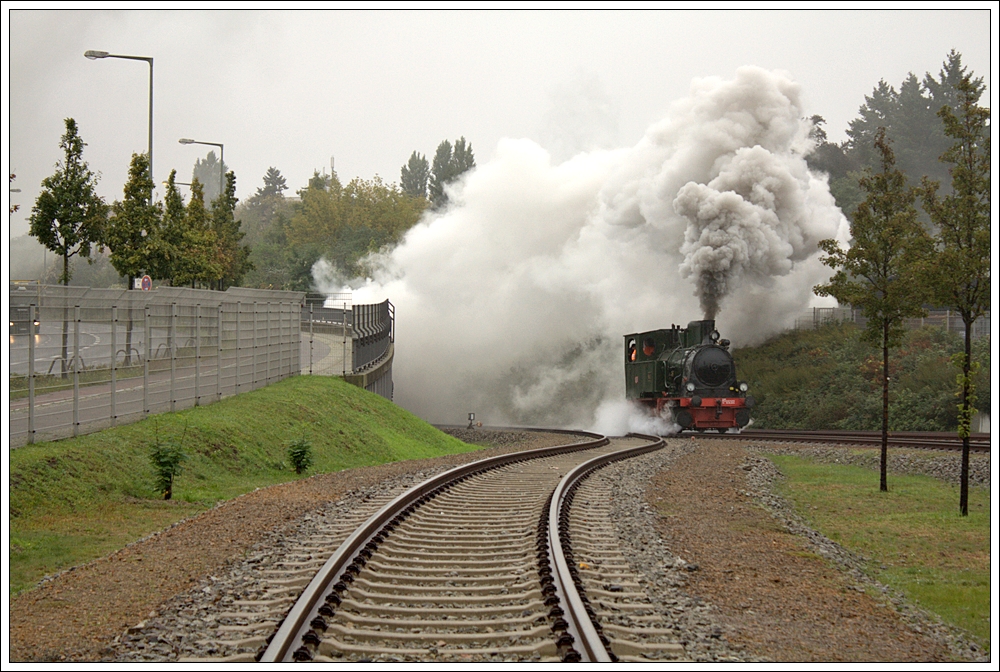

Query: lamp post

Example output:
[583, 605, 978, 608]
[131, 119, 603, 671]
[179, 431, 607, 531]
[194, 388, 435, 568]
[178, 138, 224, 203]
[84, 50, 153, 202]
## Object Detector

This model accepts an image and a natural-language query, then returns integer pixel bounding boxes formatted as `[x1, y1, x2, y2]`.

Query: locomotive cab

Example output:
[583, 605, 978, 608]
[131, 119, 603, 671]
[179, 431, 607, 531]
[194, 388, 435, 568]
[624, 320, 753, 432]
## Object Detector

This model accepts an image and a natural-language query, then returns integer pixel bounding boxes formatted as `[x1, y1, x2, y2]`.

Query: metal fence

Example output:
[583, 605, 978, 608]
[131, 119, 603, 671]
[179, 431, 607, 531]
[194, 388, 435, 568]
[9, 285, 397, 448]
[301, 293, 354, 378]
[794, 306, 990, 339]
[9, 283, 304, 448]
[300, 294, 395, 400]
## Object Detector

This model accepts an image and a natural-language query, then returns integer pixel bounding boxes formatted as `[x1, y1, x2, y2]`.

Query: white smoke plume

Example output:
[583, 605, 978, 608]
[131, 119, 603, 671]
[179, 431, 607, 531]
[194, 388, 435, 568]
[316, 67, 849, 430]
[591, 399, 681, 437]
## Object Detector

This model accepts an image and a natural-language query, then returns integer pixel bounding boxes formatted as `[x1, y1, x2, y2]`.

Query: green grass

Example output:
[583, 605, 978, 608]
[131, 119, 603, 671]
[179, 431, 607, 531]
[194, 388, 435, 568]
[769, 454, 991, 651]
[9, 375, 479, 596]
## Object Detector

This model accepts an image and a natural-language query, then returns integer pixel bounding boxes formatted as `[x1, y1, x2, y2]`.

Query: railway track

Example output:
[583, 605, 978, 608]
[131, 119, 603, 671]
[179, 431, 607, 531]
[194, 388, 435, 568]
[167, 423, 984, 663]
[699, 429, 990, 452]
[259, 430, 681, 662]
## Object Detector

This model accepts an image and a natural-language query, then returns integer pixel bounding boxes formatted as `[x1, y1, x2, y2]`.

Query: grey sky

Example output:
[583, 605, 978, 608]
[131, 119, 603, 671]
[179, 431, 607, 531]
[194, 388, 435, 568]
[5, 8, 992, 240]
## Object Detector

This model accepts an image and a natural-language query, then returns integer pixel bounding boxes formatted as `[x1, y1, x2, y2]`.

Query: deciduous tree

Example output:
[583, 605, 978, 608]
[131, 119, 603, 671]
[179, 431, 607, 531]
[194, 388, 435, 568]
[814, 129, 932, 492]
[29, 118, 108, 377]
[29, 118, 107, 286]
[104, 152, 161, 363]
[104, 152, 161, 290]
[921, 74, 990, 516]
[211, 171, 253, 289]
[173, 179, 220, 288]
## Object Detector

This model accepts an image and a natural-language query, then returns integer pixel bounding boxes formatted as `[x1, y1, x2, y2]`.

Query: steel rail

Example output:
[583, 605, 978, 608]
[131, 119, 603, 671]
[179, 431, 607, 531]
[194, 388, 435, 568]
[259, 428, 608, 663]
[546, 433, 665, 662]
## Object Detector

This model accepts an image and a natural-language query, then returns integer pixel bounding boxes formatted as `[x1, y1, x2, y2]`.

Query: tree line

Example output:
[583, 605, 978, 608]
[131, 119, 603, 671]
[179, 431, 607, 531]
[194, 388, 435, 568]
[29, 119, 251, 291]
[239, 137, 475, 291]
[26, 124, 479, 294]
[812, 51, 988, 515]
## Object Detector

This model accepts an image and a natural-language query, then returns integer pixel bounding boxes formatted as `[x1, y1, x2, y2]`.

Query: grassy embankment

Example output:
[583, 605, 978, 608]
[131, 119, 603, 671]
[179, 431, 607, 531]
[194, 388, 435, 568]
[770, 454, 990, 653]
[9, 375, 478, 596]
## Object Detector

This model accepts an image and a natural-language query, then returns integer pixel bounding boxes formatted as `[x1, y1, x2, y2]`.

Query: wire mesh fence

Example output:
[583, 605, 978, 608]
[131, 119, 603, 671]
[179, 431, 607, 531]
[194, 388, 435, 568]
[9, 284, 305, 448]
[793, 306, 990, 339]
[9, 285, 396, 448]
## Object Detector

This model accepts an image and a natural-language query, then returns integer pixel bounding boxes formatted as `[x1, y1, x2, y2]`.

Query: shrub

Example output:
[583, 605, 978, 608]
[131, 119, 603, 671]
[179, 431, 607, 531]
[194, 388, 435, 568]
[287, 437, 313, 475]
[150, 426, 187, 500]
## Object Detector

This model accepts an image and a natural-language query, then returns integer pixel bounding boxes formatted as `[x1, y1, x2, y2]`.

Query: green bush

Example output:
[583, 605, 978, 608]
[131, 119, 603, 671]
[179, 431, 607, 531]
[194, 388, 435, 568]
[734, 323, 990, 431]
[287, 437, 313, 475]
[150, 428, 187, 500]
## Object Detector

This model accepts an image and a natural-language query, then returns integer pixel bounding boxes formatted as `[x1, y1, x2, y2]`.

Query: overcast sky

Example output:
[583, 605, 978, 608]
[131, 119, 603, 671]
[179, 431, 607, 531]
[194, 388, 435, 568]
[5, 8, 993, 240]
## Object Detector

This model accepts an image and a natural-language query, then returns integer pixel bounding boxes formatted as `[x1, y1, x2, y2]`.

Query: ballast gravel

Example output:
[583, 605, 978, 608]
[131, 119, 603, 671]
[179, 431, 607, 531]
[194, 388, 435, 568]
[8, 431, 988, 662]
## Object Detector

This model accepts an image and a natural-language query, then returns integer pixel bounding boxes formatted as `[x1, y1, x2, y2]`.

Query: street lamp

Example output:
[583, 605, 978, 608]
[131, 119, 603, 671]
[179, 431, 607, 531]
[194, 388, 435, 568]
[178, 138, 224, 203]
[84, 50, 154, 201]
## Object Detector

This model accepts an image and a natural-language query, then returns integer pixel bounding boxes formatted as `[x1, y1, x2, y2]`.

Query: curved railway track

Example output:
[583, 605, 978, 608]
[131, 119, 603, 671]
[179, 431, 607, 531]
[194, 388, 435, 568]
[167, 425, 984, 663]
[698, 428, 990, 452]
[250, 430, 676, 663]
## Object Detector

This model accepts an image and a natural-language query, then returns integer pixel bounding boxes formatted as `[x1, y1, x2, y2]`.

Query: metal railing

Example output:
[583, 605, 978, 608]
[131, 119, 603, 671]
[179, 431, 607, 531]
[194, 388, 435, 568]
[300, 295, 394, 400]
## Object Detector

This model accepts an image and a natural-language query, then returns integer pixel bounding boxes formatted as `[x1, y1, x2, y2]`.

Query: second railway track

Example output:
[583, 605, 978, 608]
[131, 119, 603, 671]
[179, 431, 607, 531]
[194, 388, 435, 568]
[700, 429, 990, 452]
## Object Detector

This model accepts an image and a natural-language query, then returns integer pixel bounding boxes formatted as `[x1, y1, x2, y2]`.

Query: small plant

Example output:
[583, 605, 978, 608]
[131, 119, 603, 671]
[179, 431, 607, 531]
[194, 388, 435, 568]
[150, 423, 187, 500]
[287, 436, 313, 475]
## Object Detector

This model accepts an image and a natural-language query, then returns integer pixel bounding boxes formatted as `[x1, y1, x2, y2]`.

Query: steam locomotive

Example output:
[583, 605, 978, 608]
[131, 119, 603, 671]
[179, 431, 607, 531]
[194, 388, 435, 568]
[624, 319, 753, 432]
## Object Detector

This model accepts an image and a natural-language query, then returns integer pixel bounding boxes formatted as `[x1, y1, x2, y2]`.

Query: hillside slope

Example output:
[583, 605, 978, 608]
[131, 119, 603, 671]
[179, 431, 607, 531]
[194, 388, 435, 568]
[10, 375, 477, 594]
[733, 323, 990, 431]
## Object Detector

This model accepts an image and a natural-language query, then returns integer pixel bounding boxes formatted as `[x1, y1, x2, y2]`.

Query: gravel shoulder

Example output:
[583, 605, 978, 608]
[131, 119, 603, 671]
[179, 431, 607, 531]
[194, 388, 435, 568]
[644, 438, 987, 662]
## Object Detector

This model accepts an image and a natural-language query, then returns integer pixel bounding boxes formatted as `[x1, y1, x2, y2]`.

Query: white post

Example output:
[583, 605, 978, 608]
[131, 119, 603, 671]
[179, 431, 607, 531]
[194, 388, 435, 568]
[236, 302, 241, 394]
[170, 303, 177, 412]
[217, 304, 223, 401]
[73, 305, 81, 437]
[28, 304, 36, 443]
[111, 305, 118, 426]
[195, 304, 201, 406]
[144, 305, 150, 417]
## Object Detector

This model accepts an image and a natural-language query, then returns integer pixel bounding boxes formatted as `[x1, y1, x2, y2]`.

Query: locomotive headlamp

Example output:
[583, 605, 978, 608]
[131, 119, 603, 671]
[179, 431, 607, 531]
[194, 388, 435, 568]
[739, 382, 748, 392]
[710, 330, 720, 342]
[686, 382, 695, 392]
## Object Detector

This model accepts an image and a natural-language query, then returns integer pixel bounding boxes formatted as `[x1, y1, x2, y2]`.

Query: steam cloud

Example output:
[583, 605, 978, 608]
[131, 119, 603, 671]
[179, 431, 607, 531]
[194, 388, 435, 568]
[316, 67, 849, 430]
